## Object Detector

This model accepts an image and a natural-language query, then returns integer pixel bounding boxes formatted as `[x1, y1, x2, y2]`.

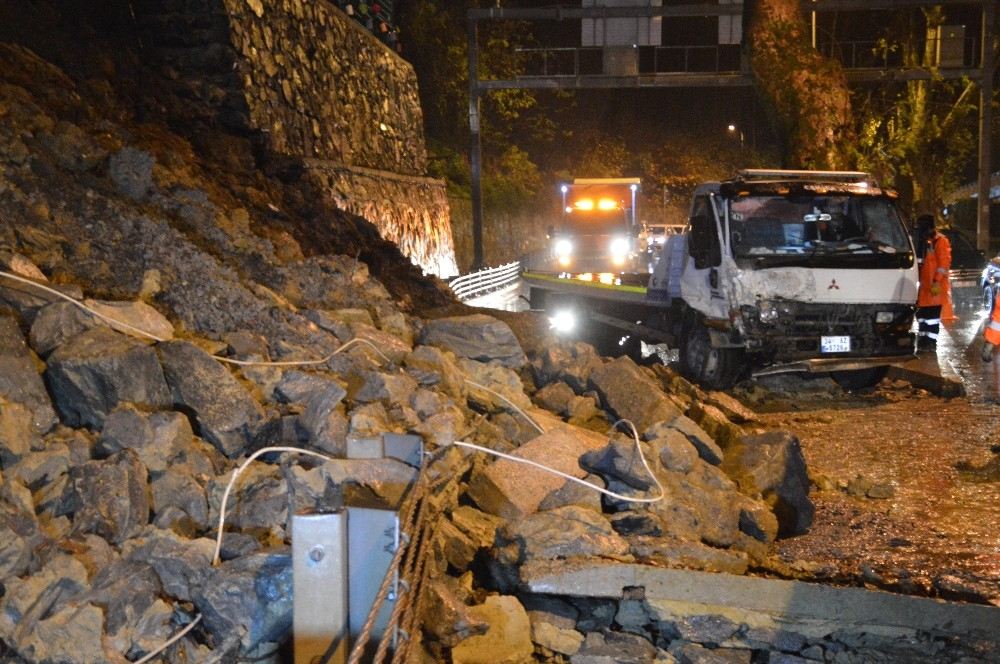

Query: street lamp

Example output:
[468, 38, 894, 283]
[727, 123, 744, 149]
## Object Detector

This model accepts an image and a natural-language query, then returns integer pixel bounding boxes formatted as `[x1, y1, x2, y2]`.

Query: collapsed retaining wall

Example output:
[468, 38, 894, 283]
[136, 0, 455, 275]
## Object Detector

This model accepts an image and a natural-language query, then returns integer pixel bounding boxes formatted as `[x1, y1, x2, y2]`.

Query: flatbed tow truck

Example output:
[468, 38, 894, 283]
[524, 169, 920, 390]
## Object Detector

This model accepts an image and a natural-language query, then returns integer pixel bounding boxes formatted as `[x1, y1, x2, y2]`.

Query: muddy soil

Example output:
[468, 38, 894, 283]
[746, 374, 1000, 605]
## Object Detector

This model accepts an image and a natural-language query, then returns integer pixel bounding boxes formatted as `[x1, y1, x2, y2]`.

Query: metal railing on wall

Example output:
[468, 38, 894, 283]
[449, 261, 521, 301]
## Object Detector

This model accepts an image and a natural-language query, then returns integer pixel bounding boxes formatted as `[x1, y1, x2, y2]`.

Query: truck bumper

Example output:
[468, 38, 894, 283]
[752, 354, 913, 377]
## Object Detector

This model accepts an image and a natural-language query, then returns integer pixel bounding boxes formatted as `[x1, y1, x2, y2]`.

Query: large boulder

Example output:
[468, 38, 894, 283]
[467, 425, 608, 520]
[158, 340, 265, 457]
[96, 405, 193, 473]
[45, 326, 171, 429]
[194, 551, 292, 655]
[69, 449, 149, 544]
[29, 301, 98, 356]
[450, 595, 534, 664]
[495, 505, 630, 565]
[721, 431, 814, 537]
[420, 314, 527, 368]
[0, 315, 58, 434]
[589, 356, 682, 432]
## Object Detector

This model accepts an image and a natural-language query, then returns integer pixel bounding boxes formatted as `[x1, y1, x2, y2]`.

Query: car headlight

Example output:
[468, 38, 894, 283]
[875, 311, 895, 324]
[554, 238, 573, 258]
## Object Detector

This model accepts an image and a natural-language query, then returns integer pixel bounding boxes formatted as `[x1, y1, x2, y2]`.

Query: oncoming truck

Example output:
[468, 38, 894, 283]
[524, 169, 919, 389]
[542, 177, 648, 279]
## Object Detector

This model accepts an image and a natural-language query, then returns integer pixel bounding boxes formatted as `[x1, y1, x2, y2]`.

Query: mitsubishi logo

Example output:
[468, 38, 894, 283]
[828, 279, 840, 290]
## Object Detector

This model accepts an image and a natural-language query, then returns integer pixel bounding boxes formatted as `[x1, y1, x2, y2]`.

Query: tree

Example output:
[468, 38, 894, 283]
[747, 0, 855, 168]
[854, 8, 978, 215]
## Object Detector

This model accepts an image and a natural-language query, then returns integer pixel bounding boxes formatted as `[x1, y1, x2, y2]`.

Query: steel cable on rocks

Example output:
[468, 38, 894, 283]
[346, 462, 432, 664]
[0, 270, 393, 367]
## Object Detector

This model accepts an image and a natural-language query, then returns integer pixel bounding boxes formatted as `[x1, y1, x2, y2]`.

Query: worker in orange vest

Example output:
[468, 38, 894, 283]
[914, 214, 951, 352]
[983, 287, 1000, 361]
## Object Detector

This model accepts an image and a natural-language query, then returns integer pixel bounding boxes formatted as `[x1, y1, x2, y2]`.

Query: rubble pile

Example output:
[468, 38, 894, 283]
[0, 29, 994, 664]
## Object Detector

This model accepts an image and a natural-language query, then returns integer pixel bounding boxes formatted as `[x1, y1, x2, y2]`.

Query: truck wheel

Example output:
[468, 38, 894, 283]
[983, 285, 995, 313]
[679, 320, 743, 390]
[830, 366, 888, 391]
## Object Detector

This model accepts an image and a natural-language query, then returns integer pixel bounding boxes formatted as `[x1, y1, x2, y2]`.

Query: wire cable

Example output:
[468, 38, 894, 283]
[132, 614, 203, 664]
[212, 446, 335, 566]
[464, 379, 545, 435]
[451, 418, 664, 504]
[0, 270, 392, 366]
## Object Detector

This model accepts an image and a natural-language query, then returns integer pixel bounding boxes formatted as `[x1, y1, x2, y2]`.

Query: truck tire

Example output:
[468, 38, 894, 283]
[679, 319, 744, 390]
[830, 366, 889, 391]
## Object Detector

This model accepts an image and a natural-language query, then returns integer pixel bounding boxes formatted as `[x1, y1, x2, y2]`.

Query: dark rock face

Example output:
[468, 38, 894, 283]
[420, 314, 527, 368]
[158, 340, 265, 457]
[194, 551, 293, 654]
[70, 450, 149, 544]
[45, 327, 171, 429]
[28, 301, 98, 357]
[589, 356, 682, 432]
[0, 315, 58, 434]
[722, 431, 814, 537]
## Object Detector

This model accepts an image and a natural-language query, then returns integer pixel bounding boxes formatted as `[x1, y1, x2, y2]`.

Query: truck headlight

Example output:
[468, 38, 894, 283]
[875, 311, 894, 324]
[549, 309, 577, 333]
[554, 238, 573, 258]
[610, 237, 630, 266]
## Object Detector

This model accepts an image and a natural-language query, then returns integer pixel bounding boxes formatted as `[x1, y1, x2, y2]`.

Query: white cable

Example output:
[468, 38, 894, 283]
[0, 270, 392, 367]
[132, 614, 203, 664]
[212, 446, 335, 566]
[452, 418, 664, 504]
[464, 379, 546, 435]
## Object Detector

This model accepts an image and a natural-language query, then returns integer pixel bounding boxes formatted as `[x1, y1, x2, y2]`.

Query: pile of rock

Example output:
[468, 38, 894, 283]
[0, 246, 820, 661]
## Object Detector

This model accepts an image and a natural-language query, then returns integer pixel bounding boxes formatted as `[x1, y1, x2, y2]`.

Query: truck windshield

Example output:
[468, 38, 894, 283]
[727, 194, 911, 258]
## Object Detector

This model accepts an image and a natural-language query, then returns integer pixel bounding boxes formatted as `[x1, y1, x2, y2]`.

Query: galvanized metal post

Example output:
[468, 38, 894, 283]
[469, 18, 485, 270]
[347, 507, 401, 656]
[293, 512, 349, 664]
[977, 0, 996, 253]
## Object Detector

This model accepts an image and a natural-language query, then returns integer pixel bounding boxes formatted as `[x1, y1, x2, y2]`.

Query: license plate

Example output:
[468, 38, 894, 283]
[951, 280, 976, 288]
[821, 335, 851, 353]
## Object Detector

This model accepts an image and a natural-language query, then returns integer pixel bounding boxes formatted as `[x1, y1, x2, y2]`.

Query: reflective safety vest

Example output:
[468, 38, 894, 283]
[986, 292, 1000, 345]
[917, 233, 951, 308]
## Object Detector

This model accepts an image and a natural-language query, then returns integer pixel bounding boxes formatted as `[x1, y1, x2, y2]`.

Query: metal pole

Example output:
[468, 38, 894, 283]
[293, 512, 348, 664]
[977, 0, 995, 253]
[468, 18, 485, 270]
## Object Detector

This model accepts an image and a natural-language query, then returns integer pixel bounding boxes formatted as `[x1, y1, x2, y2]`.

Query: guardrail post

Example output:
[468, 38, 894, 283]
[293, 511, 349, 664]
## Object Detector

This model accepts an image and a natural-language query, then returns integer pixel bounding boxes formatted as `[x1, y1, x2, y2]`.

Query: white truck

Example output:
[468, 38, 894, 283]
[525, 169, 919, 389]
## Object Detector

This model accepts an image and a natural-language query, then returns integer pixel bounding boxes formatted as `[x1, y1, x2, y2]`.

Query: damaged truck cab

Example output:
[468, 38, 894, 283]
[649, 169, 918, 389]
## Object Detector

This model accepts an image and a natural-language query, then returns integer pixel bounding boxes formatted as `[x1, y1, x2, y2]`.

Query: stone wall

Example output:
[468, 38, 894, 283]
[307, 162, 457, 277]
[136, 0, 455, 275]
[449, 196, 551, 273]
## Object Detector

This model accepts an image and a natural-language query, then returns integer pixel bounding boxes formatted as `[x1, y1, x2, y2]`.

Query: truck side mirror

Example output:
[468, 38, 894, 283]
[689, 214, 721, 269]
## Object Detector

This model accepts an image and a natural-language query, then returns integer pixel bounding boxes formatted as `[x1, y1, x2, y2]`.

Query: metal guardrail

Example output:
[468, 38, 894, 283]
[449, 261, 522, 301]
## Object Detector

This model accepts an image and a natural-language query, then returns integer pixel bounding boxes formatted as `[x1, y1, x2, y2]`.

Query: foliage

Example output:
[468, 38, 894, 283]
[482, 145, 543, 211]
[852, 9, 978, 216]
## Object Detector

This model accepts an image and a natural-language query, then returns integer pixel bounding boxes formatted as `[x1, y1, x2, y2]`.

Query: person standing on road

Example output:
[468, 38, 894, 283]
[981, 284, 1000, 361]
[914, 213, 951, 352]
